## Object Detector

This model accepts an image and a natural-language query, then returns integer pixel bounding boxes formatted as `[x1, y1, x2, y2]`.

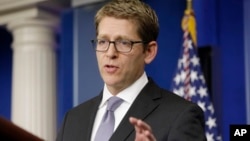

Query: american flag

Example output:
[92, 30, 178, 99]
[171, 2, 222, 141]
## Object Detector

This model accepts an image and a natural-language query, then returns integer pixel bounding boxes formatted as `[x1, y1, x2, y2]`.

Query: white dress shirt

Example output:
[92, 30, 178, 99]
[90, 72, 148, 141]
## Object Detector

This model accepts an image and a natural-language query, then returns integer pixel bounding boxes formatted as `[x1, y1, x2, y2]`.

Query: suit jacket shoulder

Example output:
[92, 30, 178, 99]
[56, 94, 102, 141]
[110, 78, 206, 141]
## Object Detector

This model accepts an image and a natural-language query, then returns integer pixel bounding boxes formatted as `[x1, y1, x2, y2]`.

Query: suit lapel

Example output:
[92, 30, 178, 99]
[78, 94, 102, 141]
[110, 80, 162, 141]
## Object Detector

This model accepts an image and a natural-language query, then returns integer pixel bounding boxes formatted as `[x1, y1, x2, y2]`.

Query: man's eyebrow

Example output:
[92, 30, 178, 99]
[97, 35, 130, 40]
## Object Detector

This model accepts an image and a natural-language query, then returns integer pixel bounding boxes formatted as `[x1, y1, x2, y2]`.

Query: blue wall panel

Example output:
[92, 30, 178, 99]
[57, 9, 74, 128]
[73, 3, 105, 106]
[218, 0, 246, 140]
[143, 0, 185, 90]
[0, 27, 12, 120]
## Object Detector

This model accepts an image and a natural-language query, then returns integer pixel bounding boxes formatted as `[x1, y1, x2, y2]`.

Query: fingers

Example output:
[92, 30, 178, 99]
[129, 117, 156, 141]
[129, 117, 152, 132]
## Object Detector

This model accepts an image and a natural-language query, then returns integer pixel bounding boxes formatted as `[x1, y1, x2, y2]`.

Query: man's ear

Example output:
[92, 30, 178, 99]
[144, 41, 158, 64]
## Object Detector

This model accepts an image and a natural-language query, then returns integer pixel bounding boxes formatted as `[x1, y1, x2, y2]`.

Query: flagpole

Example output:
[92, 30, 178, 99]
[183, 0, 197, 46]
[187, 0, 192, 10]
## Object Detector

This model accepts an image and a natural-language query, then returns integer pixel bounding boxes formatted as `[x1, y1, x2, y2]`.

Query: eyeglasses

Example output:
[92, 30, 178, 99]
[91, 39, 147, 53]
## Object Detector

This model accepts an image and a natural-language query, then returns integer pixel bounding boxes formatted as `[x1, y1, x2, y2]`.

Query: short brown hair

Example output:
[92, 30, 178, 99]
[95, 0, 159, 42]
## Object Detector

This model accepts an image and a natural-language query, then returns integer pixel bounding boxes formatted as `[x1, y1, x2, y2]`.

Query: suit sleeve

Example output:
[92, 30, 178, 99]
[168, 103, 207, 141]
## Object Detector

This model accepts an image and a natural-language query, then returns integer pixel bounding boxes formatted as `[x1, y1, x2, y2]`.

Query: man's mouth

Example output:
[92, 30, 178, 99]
[104, 65, 118, 73]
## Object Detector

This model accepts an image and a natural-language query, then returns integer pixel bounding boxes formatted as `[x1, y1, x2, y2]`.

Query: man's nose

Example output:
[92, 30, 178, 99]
[105, 42, 118, 57]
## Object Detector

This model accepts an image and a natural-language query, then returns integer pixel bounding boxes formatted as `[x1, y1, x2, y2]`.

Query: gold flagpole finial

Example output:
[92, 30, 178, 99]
[183, 0, 197, 46]
[187, 0, 192, 10]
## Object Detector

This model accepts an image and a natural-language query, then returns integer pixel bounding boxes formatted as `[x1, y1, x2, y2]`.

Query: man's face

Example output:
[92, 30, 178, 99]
[96, 17, 147, 94]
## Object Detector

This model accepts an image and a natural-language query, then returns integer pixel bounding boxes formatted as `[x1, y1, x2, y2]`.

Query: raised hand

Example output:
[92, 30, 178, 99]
[129, 117, 156, 141]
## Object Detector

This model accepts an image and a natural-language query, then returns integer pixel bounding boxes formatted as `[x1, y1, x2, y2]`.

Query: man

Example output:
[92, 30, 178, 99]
[56, 0, 207, 141]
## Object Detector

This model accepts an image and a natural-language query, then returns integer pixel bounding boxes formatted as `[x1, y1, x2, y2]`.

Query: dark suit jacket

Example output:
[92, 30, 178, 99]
[56, 79, 207, 141]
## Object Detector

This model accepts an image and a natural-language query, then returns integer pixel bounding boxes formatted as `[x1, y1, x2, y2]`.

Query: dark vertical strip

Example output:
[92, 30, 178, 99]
[0, 27, 12, 120]
[57, 9, 73, 129]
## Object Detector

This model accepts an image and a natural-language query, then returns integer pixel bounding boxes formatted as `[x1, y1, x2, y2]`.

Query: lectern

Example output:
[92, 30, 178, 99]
[0, 116, 44, 141]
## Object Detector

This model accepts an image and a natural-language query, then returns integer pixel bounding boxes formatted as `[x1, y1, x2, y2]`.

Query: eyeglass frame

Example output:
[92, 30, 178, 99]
[91, 39, 148, 53]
